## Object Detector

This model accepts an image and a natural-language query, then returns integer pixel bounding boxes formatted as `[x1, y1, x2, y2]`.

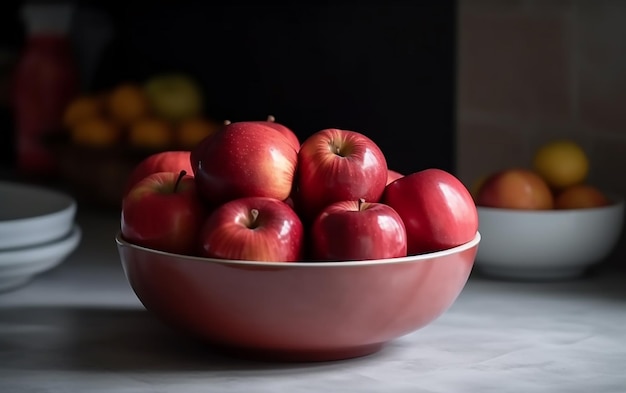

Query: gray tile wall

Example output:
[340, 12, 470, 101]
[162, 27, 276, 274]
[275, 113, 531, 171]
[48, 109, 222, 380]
[456, 0, 626, 269]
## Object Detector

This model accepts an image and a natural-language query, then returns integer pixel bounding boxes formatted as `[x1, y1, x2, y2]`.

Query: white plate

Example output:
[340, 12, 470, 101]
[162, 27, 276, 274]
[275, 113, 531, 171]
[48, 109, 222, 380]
[0, 224, 81, 292]
[0, 181, 77, 250]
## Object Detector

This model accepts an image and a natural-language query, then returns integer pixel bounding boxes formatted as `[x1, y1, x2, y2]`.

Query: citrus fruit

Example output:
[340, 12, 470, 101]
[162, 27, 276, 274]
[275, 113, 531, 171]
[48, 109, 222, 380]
[70, 117, 121, 147]
[63, 95, 103, 129]
[532, 140, 589, 190]
[176, 117, 221, 149]
[554, 184, 609, 209]
[470, 174, 488, 199]
[107, 84, 150, 125]
[128, 117, 174, 149]
[143, 74, 203, 122]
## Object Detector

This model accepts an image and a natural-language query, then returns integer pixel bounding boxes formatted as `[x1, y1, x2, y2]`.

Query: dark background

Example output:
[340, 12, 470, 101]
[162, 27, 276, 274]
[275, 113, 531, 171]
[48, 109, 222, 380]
[0, 1, 457, 177]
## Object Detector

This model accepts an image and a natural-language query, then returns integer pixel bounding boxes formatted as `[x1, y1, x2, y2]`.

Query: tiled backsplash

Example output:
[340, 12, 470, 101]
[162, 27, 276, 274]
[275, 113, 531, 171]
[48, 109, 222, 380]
[456, 0, 626, 267]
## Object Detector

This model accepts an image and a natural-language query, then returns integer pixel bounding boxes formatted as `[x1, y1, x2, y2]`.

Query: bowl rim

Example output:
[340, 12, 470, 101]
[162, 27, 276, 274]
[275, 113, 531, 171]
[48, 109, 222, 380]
[476, 193, 625, 215]
[115, 231, 481, 268]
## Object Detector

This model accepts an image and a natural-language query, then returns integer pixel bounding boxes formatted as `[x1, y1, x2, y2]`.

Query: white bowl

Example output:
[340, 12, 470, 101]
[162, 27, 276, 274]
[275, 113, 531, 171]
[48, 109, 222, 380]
[0, 224, 81, 292]
[0, 181, 77, 250]
[475, 198, 624, 280]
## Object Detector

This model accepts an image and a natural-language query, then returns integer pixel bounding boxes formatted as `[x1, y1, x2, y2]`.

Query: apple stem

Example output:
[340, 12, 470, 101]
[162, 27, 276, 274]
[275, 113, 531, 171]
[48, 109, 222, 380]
[358, 198, 366, 211]
[224, 120, 232, 126]
[332, 143, 341, 155]
[266, 115, 276, 122]
[174, 170, 187, 192]
[249, 208, 260, 228]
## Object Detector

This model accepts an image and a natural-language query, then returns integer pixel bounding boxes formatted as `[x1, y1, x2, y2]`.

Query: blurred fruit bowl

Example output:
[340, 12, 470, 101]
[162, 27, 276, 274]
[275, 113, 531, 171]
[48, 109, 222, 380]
[45, 133, 170, 209]
[115, 231, 481, 362]
[475, 195, 625, 281]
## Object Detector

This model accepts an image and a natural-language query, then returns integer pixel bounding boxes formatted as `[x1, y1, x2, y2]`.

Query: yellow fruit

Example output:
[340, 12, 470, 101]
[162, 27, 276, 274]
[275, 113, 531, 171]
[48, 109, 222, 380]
[532, 140, 589, 190]
[63, 95, 103, 129]
[70, 117, 121, 147]
[176, 117, 221, 149]
[470, 174, 488, 199]
[107, 84, 150, 125]
[128, 117, 174, 149]
[143, 74, 203, 122]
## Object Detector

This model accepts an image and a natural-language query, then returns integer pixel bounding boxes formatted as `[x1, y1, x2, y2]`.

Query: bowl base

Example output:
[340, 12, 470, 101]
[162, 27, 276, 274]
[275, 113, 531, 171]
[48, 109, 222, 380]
[0, 275, 33, 293]
[476, 265, 588, 281]
[208, 341, 386, 363]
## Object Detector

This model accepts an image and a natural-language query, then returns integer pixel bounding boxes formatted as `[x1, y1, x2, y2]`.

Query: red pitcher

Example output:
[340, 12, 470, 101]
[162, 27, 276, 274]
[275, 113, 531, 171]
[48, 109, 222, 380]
[12, 3, 79, 176]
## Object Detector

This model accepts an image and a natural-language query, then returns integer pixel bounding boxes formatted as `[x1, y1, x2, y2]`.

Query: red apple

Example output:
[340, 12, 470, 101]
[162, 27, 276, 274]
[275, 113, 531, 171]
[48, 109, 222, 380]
[311, 199, 407, 261]
[475, 168, 554, 210]
[121, 170, 207, 255]
[382, 168, 478, 255]
[199, 196, 304, 262]
[296, 128, 388, 221]
[386, 169, 404, 185]
[189, 121, 228, 171]
[191, 121, 299, 206]
[124, 150, 193, 195]
[250, 115, 300, 152]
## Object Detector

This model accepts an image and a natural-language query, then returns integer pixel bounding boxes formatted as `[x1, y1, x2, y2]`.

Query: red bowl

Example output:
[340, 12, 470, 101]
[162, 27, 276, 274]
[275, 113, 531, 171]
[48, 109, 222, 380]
[115, 232, 481, 362]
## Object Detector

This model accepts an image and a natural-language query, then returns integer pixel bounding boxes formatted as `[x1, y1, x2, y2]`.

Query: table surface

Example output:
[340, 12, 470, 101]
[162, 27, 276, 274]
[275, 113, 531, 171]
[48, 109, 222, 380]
[1, 208, 625, 393]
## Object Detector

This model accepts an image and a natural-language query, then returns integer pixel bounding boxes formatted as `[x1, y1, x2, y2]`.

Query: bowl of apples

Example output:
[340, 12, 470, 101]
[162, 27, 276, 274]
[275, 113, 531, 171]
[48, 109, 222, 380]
[473, 141, 624, 281]
[116, 118, 481, 362]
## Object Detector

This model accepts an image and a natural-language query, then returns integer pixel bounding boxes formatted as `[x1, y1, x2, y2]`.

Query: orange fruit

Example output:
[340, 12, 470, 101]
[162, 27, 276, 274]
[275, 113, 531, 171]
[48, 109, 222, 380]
[532, 140, 589, 190]
[128, 117, 174, 149]
[176, 117, 221, 149]
[554, 184, 610, 209]
[63, 95, 103, 129]
[107, 84, 150, 125]
[70, 117, 122, 147]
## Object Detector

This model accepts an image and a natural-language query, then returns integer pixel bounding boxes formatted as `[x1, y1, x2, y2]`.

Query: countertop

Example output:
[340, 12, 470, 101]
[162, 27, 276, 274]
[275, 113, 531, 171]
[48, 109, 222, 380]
[1, 208, 625, 393]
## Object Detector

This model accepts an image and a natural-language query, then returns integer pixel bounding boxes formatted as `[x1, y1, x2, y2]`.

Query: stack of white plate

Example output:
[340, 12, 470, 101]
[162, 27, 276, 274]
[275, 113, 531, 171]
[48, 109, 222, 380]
[0, 181, 81, 292]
